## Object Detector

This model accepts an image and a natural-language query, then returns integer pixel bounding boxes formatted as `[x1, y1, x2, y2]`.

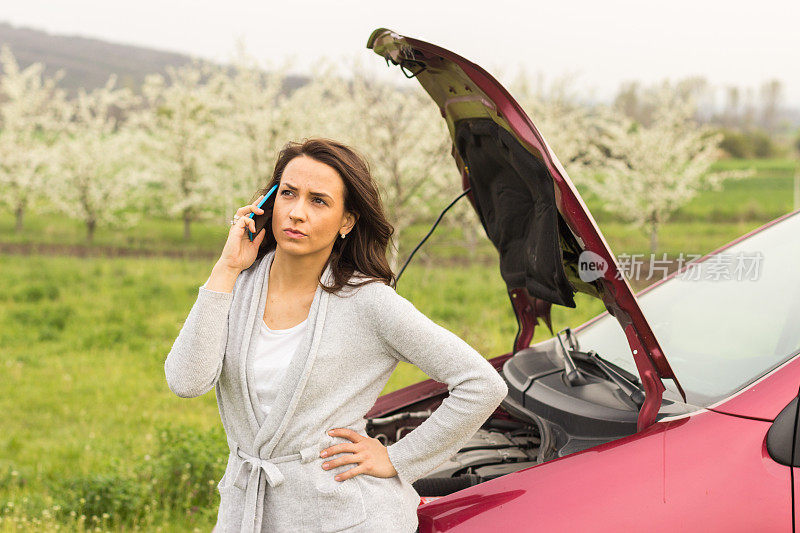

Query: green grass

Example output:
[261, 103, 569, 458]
[597, 220, 773, 258]
[578, 157, 798, 227]
[0, 253, 604, 530]
[709, 158, 798, 174]
[669, 161, 797, 223]
[0, 209, 227, 253]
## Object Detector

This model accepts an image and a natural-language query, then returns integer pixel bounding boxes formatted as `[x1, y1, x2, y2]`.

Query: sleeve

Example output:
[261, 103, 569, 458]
[360, 282, 509, 485]
[163, 283, 234, 398]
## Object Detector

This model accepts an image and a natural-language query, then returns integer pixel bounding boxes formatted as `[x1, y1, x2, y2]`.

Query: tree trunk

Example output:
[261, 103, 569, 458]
[184, 212, 192, 241]
[87, 219, 96, 244]
[649, 212, 659, 254]
[14, 204, 24, 232]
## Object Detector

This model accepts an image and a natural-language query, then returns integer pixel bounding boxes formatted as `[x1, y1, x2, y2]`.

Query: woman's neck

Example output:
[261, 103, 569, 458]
[269, 245, 330, 295]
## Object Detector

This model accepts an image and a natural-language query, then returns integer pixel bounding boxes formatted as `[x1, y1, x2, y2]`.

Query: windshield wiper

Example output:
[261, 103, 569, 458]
[556, 327, 645, 408]
[556, 327, 587, 386]
[582, 349, 645, 408]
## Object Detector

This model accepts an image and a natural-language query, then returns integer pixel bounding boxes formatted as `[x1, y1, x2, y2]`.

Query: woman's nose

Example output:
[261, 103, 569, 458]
[289, 202, 306, 221]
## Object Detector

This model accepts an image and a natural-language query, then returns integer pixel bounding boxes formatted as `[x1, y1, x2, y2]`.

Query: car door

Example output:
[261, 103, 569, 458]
[766, 386, 800, 531]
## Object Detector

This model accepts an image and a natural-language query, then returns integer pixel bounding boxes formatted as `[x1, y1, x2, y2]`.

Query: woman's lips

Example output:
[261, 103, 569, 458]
[284, 229, 306, 239]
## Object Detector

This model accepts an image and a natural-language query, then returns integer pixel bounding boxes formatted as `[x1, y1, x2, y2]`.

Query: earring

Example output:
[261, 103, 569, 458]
[340, 233, 346, 239]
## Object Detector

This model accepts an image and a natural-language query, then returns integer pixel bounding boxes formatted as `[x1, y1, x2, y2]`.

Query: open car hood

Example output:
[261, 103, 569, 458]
[367, 28, 685, 429]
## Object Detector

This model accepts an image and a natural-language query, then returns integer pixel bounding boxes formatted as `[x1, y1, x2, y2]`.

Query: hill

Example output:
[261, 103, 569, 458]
[0, 20, 309, 96]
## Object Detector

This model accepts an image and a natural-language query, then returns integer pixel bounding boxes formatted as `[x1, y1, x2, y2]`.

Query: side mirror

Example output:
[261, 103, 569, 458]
[766, 395, 800, 466]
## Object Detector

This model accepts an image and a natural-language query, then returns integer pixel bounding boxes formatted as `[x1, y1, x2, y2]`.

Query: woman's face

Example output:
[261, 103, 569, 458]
[271, 155, 357, 257]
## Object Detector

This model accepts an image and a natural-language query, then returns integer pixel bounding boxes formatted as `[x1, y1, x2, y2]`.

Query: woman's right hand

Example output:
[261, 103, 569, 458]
[218, 194, 269, 273]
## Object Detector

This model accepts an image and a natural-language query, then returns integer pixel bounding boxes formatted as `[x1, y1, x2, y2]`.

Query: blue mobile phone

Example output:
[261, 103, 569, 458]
[247, 183, 279, 242]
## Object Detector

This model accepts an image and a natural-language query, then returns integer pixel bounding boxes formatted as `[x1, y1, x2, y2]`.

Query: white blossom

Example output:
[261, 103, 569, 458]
[578, 83, 745, 252]
[214, 41, 295, 213]
[0, 45, 71, 231]
[128, 59, 233, 239]
[48, 75, 143, 242]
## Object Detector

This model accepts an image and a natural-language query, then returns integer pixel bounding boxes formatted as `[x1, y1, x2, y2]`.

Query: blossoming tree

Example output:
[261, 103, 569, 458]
[49, 75, 143, 243]
[0, 46, 70, 232]
[584, 83, 727, 253]
[129, 59, 233, 240]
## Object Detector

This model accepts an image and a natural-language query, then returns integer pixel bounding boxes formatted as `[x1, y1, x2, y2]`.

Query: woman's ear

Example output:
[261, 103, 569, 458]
[343, 211, 358, 234]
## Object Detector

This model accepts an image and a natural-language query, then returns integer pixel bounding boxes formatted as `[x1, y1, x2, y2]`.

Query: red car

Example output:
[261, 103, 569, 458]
[363, 29, 800, 531]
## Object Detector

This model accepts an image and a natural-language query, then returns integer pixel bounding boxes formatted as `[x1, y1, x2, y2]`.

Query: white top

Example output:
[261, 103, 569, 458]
[251, 315, 308, 416]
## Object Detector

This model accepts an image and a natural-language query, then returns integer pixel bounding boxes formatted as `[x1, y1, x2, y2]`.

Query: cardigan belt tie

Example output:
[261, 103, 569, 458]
[227, 438, 320, 533]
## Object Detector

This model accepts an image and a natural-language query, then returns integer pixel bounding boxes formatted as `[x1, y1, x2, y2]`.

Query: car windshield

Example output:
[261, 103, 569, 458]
[575, 211, 800, 406]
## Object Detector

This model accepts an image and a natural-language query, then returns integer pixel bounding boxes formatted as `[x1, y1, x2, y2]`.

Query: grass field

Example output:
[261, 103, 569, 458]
[0, 253, 605, 531]
[1, 158, 797, 530]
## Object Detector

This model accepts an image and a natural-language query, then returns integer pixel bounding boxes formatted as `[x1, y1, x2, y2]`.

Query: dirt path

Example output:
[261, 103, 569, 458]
[0, 241, 217, 260]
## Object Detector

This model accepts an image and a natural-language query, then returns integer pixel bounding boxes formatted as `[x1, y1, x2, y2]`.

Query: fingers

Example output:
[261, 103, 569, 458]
[234, 214, 255, 235]
[235, 197, 265, 217]
[235, 205, 264, 218]
[326, 428, 364, 442]
[321, 429, 370, 481]
[320, 442, 359, 458]
[321, 450, 363, 470]
[333, 463, 367, 482]
[233, 196, 265, 239]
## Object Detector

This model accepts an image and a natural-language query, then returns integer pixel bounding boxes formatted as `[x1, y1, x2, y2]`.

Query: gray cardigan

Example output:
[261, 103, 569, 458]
[164, 249, 508, 532]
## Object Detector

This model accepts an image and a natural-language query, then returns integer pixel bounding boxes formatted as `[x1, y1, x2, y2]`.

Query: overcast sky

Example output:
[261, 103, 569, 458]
[3, 0, 799, 106]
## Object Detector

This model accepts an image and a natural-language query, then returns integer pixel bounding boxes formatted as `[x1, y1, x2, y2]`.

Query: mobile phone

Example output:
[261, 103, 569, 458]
[247, 183, 279, 242]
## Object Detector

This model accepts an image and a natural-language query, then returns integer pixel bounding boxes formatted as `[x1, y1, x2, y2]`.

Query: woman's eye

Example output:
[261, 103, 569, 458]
[280, 190, 292, 197]
[313, 197, 326, 205]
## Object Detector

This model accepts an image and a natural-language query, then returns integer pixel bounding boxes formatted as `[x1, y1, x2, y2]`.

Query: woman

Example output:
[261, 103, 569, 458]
[164, 138, 508, 533]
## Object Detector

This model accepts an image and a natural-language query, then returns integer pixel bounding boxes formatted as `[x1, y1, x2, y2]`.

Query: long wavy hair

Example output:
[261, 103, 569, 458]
[247, 138, 396, 293]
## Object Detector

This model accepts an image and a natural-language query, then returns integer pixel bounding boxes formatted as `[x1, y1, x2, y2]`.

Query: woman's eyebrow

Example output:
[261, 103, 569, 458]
[282, 182, 333, 199]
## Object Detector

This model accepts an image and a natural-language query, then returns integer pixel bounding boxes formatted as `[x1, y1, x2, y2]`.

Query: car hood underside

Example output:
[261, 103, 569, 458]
[367, 27, 685, 428]
[454, 116, 581, 308]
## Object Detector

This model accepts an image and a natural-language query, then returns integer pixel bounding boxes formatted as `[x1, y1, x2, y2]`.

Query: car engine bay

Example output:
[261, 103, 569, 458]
[366, 329, 694, 497]
[367, 404, 544, 497]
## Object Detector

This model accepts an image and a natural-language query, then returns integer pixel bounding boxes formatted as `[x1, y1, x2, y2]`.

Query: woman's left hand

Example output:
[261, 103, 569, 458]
[320, 428, 398, 481]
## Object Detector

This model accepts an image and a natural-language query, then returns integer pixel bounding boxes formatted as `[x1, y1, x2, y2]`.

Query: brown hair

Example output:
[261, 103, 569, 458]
[247, 138, 396, 293]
